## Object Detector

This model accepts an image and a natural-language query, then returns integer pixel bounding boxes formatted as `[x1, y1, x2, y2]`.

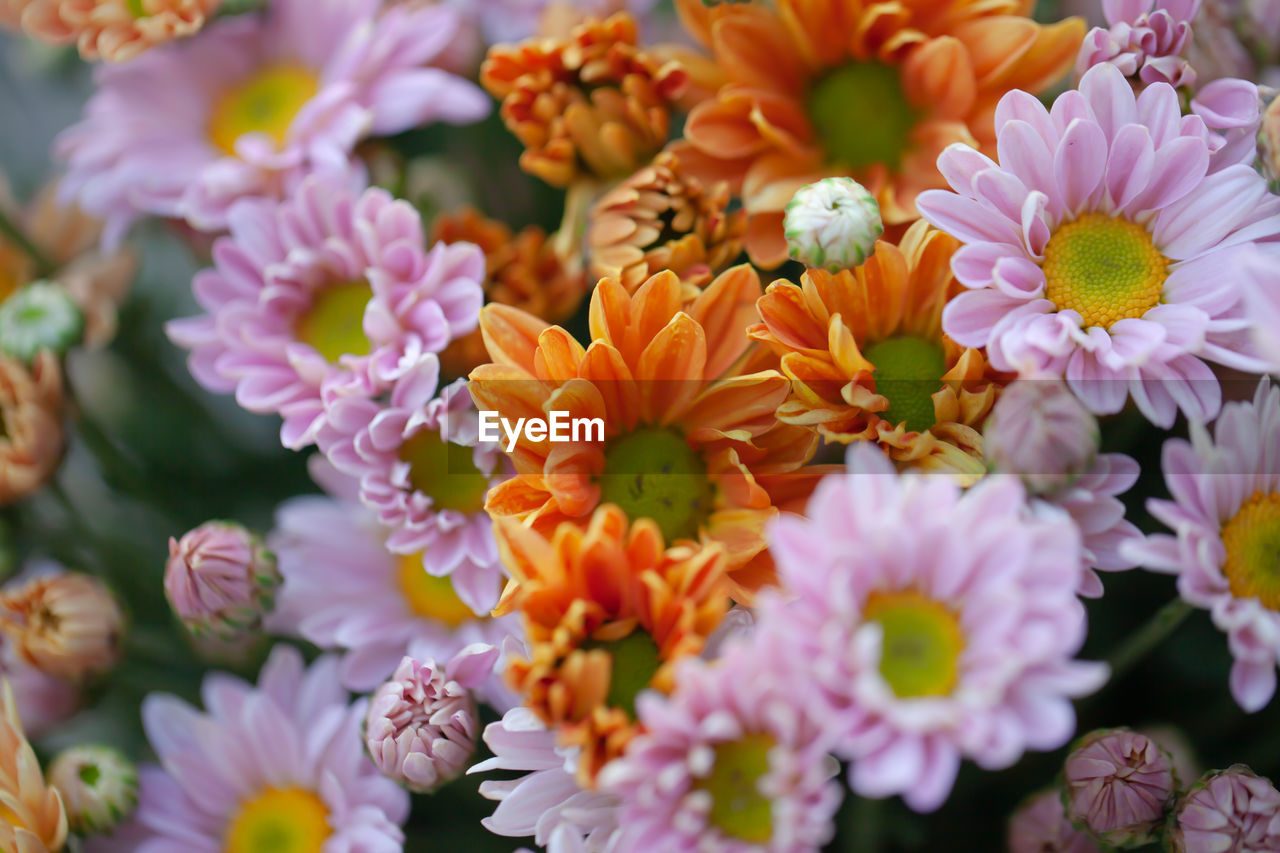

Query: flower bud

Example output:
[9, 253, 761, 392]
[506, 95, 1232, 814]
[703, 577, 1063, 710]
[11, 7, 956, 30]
[0, 282, 84, 362]
[365, 644, 498, 793]
[46, 745, 138, 836]
[165, 521, 280, 640]
[1168, 765, 1280, 853]
[0, 570, 122, 680]
[1008, 788, 1101, 853]
[984, 378, 1100, 496]
[0, 351, 65, 506]
[783, 177, 882, 272]
[1063, 728, 1177, 848]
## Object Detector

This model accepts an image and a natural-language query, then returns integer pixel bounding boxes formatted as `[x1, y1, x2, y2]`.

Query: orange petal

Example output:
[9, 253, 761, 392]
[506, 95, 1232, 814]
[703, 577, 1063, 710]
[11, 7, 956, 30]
[711, 11, 808, 97]
[638, 312, 708, 424]
[902, 36, 977, 120]
[534, 326, 587, 383]
[689, 265, 761, 379]
[479, 303, 551, 372]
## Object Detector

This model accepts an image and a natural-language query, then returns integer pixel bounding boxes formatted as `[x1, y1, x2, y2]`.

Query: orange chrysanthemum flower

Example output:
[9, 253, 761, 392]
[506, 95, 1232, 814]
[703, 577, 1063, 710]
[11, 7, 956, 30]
[481, 13, 689, 188]
[672, 0, 1084, 266]
[0, 679, 68, 853]
[469, 265, 818, 601]
[587, 151, 747, 294]
[5, 0, 220, 63]
[750, 221, 1004, 480]
[433, 208, 588, 378]
[494, 505, 729, 785]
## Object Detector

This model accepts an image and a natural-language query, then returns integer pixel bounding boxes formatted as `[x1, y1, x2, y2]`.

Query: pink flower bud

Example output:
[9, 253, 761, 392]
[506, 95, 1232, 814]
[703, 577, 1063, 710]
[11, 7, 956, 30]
[1063, 728, 1178, 847]
[984, 378, 1100, 495]
[1008, 789, 1101, 853]
[1168, 765, 1280, 853]
[365, 643, 498, 794]
[164, 521, 279, 640]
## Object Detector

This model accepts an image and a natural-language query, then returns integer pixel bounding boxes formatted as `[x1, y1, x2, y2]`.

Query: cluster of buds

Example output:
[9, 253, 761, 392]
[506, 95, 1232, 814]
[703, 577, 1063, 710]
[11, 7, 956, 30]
[364, 644, 498, 793]
[164, 521, 280, 641]
[481, 13, 689, 187]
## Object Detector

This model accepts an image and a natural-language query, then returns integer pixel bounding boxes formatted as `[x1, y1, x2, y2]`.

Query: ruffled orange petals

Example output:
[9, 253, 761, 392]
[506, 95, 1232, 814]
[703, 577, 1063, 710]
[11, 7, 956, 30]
[672, 0, 1082, 266]
[0, 352, 64, 506]
[0, 679, 67, 853]
[750, 221, 1004, 475]
[14, 0, 220, 62]
[495, 506, 730, 785]
[482, 13, 689, 187]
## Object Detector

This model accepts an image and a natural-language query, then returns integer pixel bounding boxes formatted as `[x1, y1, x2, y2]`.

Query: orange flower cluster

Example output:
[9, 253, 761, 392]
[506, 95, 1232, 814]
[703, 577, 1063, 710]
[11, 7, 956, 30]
[1, 0, 221, 62]
[481, 13, 690, 187]
[751, 222, 1004, 480]
[494, 505, 729, 785]
[670, 0, 1083, 266]
[433, 208, 588, 377]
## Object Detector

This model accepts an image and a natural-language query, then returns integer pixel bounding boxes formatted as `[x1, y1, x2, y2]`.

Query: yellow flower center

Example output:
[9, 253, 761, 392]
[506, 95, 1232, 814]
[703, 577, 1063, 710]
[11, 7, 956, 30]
[598, 428, 712, 542]
[693, 733, 776, 843]
[126, 0, 147, 16]
[1221, 491, 1280, 610]
[1041, 213, 1168, 330]
[864, 590, 964, 698]
[397, 553, 477, 626]
[224, 787, 330, 853]
[863, 335, 948, 434]
[209, 65, 319, 157]
[293, 280, 373, 364]
[809, 63, 920, 172]
[582, 629, 663, 719]
[398, 429, 491, 515]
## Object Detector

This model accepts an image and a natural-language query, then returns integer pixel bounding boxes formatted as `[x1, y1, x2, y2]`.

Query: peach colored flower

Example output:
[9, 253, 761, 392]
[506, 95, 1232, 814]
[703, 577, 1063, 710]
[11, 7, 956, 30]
[750, 221, 1004, 480]
[0, 571, 122, 681]
[481, 13, 689, 187]
[0, 679, 68, 853]
[0, 352, 64, 506]
[469, 266, 819, 602]
[670, 0, 1085, 267]
[13, 0, 221, 63]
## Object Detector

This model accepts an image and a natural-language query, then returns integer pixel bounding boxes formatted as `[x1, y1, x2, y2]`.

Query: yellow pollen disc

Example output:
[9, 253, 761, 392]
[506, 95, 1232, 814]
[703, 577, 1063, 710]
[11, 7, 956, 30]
[397, 553, 477, 627]
[1221, 491, 1280, 610]
[1041, 213, 1168, 330]
[294, 280, 373, 364]
[398, 429, 491, 514]
[224, 787, 330, 853]
[209, 65, 319, 157]
[694, 733, 776, 843]
[864, 590, 965, 699]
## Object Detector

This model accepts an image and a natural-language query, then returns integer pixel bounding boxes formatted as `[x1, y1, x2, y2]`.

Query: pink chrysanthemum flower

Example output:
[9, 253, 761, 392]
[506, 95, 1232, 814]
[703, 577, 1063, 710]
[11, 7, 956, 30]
[917, 62, 1280, 428]
[598, 643, 843, 853]
[56, 0, 489, 244]
[470, 706, 622, 853]
[318, 359, 506, 591]
[166, 172, 486, 449]
[758, 445, 1108, 812]
[87, 645, 409, 852]
[1123, 378, 1280, 712]
[267, 464, 516, 699]
[1078, 0, 1201, 88]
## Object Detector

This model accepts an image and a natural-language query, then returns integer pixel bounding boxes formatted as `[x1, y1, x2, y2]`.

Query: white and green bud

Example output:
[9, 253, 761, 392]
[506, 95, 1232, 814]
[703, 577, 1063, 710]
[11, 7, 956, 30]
[46, 745, 138, 836]
[0, 281, 84, 362]
[783, 177, 883, 272]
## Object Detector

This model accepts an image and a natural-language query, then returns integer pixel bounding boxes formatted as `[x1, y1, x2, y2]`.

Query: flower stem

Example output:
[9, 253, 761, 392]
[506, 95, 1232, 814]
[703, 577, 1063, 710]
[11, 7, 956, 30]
[0, 206, 54, 278]
[1107, 598, 1195, 681]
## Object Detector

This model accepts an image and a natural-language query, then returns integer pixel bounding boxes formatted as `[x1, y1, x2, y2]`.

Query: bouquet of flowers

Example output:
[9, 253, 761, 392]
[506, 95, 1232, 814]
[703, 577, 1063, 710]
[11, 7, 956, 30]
[1, 0, 1279, 850]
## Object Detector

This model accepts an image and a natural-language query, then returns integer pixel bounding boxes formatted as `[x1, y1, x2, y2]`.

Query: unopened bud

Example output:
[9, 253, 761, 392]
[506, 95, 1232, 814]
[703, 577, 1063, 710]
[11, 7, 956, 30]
[1063, 727, 1177, 847]
[0, 282, 84, 362]
[165, 521, 279, 640]
[1168, 765, 1280, 853]
[984, 378, 1100, 495]
[46, 745, 138, 836]
[0, 571, 122, 680]
[784, 177, 882, 272]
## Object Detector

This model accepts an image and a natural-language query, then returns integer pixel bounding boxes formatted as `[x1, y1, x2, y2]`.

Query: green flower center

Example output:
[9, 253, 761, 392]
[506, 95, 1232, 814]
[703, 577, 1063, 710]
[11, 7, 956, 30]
[397, 553, 477, 626]
[808, 63, 920, 172]
[1042, 213, 1168, 330]
[209, 65, 319, 156]
[598, 428, 712, 542]
[1221, 491, 1280, 610]
[398, 429, 490, 514]
[865, 590, 964, 698]
[583, 630, 663, 718]
[78, 763, 101, 786]
[863, 335, 947, 434]
[224, 787, 330, 853]
[126, 0, 148, 16]
[293, 280, 373, 364]
[694, 733, 776, 843]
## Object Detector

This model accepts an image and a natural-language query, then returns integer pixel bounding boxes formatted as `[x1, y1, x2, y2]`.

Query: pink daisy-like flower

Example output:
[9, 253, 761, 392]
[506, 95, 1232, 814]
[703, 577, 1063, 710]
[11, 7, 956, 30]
[1123, 378, 1280, 712]
[758, 445, 1108, 812]
[471, 707, 622, 853]
[87, 645, 409, 853]
[266, 464, 516, 700]
[318, 358, 506, 591]
[1077, 0, 1202, 88]
[166, 171, 485, 449]
[917, 62, 1280, 428]
[56, 0, 488, 244]
[598, 642, 843, 853]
